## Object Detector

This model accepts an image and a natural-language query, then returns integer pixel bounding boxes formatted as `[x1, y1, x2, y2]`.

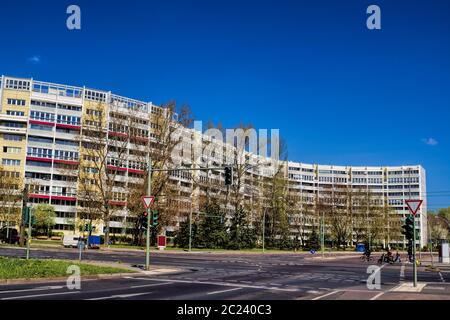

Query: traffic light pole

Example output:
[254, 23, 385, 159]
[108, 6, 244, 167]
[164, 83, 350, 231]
[413, 215, 417, 287]
[188, 207, 193, 252]
[145, 157, 152, 271]
[26, 207, 32, 260]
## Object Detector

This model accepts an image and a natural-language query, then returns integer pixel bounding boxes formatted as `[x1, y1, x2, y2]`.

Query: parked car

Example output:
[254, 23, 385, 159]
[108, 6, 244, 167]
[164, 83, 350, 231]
[62, 235, 85, 248]
[0, 228, 21, 244]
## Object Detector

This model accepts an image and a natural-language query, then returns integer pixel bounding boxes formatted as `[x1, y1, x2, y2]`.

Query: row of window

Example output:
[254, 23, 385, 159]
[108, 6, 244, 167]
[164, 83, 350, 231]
[5, 79, 30, 90]
[7, 98, 26, 106]
[2, 146, 21, 153]
[2, 159, 21, 166]
[6, 110, 25, 116]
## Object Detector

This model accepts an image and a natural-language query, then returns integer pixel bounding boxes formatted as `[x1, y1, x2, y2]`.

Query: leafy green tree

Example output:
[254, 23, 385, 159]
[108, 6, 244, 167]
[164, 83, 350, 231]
[197, 201, 227, 249]
[228, 206, 257, 249]
[307, 229, 320, 251]
[174, 219, 198, 248]
[33, 204, 56, 237]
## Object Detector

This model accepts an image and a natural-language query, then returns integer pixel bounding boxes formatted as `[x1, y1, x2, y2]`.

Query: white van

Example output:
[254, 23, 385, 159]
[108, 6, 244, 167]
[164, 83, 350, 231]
[63, 235, 84, 248]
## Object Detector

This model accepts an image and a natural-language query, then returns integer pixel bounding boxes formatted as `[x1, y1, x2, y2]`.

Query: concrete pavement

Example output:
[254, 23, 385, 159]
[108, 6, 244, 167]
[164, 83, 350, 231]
[0, 247, 449, 300]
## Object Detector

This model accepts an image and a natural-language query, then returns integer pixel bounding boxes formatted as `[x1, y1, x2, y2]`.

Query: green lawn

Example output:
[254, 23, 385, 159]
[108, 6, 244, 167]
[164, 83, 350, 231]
[0, 257, 134, 280]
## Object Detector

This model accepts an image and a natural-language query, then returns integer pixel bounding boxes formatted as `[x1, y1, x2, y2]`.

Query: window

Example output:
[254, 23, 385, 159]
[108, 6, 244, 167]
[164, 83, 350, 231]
[86, 109, 102, 117]
[26, 160, 52, 167]
[2, 159, 21, 166]
[30, 110, 55, 121]
[30, 124, 53, 131]
[25, 172, 51, 180]
[3, 147, 21, 154]
[6, 110, 25, 116]
[3, 134, 23, 141]
[58, 104, 82, 111]
[84, 167, 99, 174]
[84, 90, 106, 102]
[2, 121, 25, 128]
[54, 150, 79, 161]
[31, 100, 56, 108]
[55, 139, 78, 146]
[5, 79, 30, 90]
[27, 147, 52, 158]
[57, 114, 80, 125]
[28, 136, 53, 144]
[7, 99, 26, 106]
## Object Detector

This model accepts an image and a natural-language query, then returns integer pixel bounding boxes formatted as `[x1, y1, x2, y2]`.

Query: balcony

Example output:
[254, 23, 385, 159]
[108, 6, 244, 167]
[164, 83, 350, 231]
[26, 154, 53, 163]
[0, 114, 27, 123]
[51, 192, 77, 201]
[0, 125, 27, 135]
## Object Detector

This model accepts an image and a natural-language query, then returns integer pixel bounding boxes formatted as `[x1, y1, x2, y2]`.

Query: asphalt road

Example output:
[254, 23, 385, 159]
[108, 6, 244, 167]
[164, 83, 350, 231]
[1, 247, 449, 300]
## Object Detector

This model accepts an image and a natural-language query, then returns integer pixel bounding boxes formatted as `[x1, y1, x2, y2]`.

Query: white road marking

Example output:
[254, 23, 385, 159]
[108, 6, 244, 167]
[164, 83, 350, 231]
[0, 286, 64, 295]
[312, 290, 338, 300]
[424, 286, 445, 290]
[400, 264, 405, 281]
[207, 287, 243, 295]
[87, 292, 153, 300]
[130, 282, 174, 289]
[1, 291, 80, 300]
[370, 292, 385, 300]
[147, 278, 299, 292]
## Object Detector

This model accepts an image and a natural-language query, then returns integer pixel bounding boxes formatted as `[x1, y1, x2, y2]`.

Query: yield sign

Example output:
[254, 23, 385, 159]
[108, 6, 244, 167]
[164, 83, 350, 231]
[405, 199, 423, 216]
[141, 196, 155, 209]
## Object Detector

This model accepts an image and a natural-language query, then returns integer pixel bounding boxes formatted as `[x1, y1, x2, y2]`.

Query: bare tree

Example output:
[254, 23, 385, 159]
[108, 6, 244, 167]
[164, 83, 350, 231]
[0, 167, 23, 232]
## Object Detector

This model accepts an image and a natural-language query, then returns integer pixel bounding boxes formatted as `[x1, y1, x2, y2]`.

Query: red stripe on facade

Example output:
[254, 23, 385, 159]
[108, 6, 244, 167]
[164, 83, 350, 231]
[29, 120, 55, 127]
[26, 156, 53, 163]
[108, 131, 129, 138]
[128, 168, 145, 174]
[106, 165, 127, 172]
[56, 123, 81, 130]
[29, 194, 50, 199]
[51, 195, 77, 201]
[54, 159, 79, 165]
[132, 136, 149, 142]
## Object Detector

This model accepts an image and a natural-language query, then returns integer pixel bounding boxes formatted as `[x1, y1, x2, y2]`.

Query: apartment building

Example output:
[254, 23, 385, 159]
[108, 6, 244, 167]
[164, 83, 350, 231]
[0, 76, 427, 246]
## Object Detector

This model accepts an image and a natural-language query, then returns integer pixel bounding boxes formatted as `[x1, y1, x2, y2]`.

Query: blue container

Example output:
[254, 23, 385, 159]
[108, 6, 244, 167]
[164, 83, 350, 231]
[88, 236, 101, 248]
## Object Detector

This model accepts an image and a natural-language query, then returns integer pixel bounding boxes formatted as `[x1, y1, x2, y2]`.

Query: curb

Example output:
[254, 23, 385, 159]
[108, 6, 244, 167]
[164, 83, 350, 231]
[0, 272, 135, 285]
[0, 266, 186, 286]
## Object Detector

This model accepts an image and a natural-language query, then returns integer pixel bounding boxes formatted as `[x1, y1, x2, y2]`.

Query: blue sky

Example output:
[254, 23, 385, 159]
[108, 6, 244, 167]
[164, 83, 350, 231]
[0, 0, 449, 210]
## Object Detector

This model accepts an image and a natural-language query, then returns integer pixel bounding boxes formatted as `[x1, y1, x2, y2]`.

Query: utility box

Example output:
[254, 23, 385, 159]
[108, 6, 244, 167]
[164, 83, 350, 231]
[157, 235, 166, 250]
[439, 242, 449, 263]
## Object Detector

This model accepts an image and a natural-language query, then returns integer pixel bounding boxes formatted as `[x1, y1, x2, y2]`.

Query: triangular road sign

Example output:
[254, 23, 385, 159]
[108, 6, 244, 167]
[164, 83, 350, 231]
[405, 199, 423, 216]
[141, 196, 155, 209]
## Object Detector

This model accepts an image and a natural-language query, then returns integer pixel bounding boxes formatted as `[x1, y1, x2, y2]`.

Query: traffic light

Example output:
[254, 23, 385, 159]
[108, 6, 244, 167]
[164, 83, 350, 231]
[402, 215, 414, 241]
[152, 211, 159, 227]
[141, 212, 148, 229]
[22, 207, 29, 224]
[224, 166, 233, 186]
[22, 207, 36, 225]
